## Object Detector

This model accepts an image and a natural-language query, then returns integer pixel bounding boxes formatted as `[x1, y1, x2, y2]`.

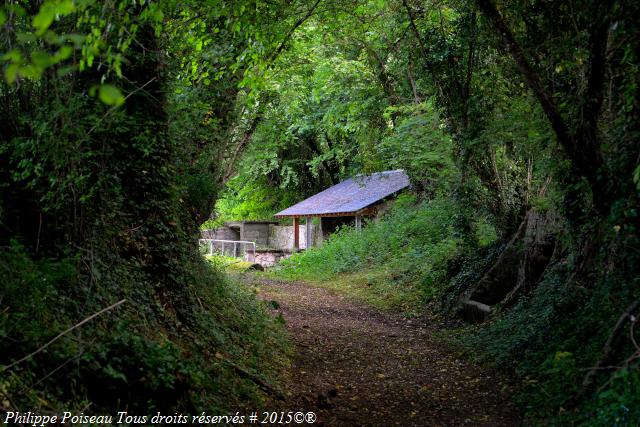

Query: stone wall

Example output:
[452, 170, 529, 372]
[269, 224, 308, 250]
[241, 222, 272, 247]
[201, 226, 239, 241]
[245, 249, 291, 268]
[202, 221, 322, 255]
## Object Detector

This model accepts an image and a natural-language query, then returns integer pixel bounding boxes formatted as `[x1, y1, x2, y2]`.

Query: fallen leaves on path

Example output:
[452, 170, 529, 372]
[254, 277, 521, 427]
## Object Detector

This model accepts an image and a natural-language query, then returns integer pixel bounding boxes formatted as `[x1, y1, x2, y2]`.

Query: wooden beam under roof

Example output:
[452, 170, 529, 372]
[275, 206, 378, 219]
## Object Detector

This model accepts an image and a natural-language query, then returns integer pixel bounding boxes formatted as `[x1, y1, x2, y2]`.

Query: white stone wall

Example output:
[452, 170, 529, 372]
[269, 224, 319, 250]
[245, 250, 291, 268]
[269, 225, 304, 250]
[204, 222, 321, 253]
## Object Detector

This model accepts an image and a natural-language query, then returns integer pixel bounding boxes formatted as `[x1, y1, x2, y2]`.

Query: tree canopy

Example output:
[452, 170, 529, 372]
[1, 0, 638, 424]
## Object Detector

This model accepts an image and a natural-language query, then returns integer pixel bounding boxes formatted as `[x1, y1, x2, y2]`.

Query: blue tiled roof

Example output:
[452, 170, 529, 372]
[274, 170, 410, 217]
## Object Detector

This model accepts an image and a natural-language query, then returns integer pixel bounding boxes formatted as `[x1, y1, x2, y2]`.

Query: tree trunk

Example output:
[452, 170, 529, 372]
[475, 0, 612, 214]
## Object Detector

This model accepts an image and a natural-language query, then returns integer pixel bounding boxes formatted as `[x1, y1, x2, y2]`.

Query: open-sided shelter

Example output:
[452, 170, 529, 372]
[274, 169, 410, 250]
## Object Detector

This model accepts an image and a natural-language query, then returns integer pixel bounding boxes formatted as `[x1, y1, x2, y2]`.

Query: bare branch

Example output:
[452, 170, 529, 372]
[1, 299, 126, 372]
[577, 299, 640, 400]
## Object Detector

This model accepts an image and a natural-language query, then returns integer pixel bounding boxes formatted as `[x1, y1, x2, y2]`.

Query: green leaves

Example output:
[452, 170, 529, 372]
[98, 84, 125, 106]
[0, 1, 79, 84]
[2, 46, 74, 83]
[2, 50, 22, 83]
[89, 84, 126, 106]
[32, 0, 75, 35]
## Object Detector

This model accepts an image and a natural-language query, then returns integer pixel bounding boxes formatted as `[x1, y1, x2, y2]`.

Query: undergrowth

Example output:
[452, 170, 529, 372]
[458, 247, 640, 426]
[269, 196, 640, 426]
[0, 241, 289, 415]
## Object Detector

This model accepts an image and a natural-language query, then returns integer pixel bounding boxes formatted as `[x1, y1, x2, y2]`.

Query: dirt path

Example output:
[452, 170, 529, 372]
[253, 277, 521, 427]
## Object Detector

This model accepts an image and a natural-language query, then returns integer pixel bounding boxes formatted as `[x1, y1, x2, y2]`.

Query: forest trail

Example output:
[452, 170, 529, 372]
[253, 277, 521, 427]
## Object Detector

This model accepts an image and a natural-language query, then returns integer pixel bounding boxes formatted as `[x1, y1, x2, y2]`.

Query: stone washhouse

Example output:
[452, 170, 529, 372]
[202, 170, 410, 267]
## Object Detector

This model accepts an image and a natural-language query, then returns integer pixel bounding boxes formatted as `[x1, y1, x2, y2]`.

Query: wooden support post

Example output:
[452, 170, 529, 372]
[293, 217, 300, 251]
[305, 218, 312, 248]
[355, 215, 362, 232]
[318, 217, 323, 245]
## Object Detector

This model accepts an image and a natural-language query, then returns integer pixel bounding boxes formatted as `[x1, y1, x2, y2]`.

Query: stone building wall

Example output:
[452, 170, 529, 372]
[269, 225, 308, 250]
[241, 222, 273, 247]
[201, 226, 239, 241]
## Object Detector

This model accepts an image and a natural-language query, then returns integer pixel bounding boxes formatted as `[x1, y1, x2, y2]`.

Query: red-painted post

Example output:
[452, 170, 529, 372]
[293, 217, 300, 251]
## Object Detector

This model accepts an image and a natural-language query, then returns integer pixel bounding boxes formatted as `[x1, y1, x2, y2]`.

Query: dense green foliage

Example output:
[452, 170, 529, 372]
[1, 242, 287, 412]
[230, 0, 639, 424]
[1, 0, 638, 424]
[0, 0, 306, 415]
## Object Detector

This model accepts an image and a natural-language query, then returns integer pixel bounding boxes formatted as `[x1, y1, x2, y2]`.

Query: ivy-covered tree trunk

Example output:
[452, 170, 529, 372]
[113, 23, 184, 283]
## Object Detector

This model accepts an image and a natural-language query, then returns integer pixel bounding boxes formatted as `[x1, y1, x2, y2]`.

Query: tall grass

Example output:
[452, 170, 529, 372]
[272, 195, 465, 310]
